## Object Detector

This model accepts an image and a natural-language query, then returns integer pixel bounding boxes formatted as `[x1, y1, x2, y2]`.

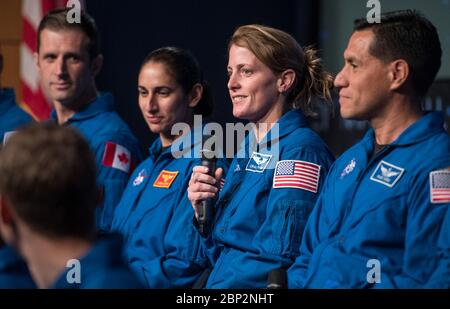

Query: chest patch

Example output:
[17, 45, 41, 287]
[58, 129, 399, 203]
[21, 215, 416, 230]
[245, 152, 272, 173]
[340, 158, 356, 179]
[370, 160, 404, 188]
[153, 170, 179, 188]
[133, 169, 147, 186]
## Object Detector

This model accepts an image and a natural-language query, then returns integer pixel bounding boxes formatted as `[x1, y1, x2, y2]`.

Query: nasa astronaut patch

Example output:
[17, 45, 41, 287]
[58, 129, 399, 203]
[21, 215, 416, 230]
[245, 152, 272, 173]
[370, 160, 404, 188]
[133, 169, 147, 186]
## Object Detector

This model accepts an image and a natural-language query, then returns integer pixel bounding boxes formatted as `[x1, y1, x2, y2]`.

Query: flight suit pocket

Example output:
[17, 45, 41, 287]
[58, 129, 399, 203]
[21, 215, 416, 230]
[267, 199, 315, 258]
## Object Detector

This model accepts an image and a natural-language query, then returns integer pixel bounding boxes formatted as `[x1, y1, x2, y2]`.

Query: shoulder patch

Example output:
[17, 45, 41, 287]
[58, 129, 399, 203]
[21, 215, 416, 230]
[245, 152, 272, 173]
[102, 142, 132, 173]
[370, 160, 404, 188]
[430, 170, 450, 203]
[153, 170, 179, 188]
[340, 158, 356, 179]
[273, 160, 321, 193]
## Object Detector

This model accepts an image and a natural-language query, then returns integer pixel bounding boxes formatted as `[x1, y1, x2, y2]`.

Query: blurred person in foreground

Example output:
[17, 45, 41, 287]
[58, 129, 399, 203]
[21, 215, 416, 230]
[0, 123, 142, 288]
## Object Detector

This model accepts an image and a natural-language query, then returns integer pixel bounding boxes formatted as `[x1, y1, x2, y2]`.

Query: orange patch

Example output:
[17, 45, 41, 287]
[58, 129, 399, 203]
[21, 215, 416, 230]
[153, 170, 179, 188]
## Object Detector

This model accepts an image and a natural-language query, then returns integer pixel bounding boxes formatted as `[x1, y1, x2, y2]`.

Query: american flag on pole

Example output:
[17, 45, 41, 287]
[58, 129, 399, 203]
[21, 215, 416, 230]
[430, 170, 450, 203]
[273, 160, 321, 193]
[21, 0, 85, 120]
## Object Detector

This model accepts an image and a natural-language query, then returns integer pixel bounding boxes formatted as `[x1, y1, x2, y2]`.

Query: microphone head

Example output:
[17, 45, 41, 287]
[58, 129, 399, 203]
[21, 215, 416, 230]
[200, 149, 215, 161]
[200, 134, 217, 161]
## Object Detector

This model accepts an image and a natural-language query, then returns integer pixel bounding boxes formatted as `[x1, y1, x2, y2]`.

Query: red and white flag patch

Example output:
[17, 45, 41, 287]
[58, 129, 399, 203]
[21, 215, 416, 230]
[430, 170, 450, 203]
[102, 142, 132, 173]
[273, 160, 321, 193]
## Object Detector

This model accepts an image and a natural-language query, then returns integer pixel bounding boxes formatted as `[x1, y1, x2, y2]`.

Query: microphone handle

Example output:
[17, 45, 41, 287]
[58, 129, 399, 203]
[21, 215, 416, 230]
[267, 268, 287, 289]
[198, 158, 216, 235]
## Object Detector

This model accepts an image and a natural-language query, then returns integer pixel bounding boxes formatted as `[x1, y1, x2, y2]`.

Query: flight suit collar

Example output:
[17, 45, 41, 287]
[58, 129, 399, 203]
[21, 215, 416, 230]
[50, 92, 115, 122]
[148, 125, 203, 162]
[361, 111, 446, 149]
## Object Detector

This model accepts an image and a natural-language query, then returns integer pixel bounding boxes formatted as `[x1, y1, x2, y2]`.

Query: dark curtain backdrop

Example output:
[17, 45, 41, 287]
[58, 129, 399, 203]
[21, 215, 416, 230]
[87, 0, 318, 152]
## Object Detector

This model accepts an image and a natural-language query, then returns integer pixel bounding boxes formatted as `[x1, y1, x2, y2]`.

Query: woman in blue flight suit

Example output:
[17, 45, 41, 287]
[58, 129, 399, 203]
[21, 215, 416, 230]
[188, 24, 335, 288]
[112, 47, 228, 288]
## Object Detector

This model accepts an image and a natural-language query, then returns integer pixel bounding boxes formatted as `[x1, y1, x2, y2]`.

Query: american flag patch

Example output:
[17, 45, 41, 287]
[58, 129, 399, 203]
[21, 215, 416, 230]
[430, 170, 450, 203]
[273, 160, 321, 193]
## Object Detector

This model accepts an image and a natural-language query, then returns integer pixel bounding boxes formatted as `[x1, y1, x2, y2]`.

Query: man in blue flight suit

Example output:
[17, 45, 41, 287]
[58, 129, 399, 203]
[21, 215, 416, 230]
[0, 44, 33, 144]
[287, 10, 450, 288]
[36, 8, 141, 232]
[0, 123, 142, 288]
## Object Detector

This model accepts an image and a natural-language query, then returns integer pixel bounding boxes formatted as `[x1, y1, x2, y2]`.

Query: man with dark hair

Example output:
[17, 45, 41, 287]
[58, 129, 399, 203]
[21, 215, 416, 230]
[36, 8, 142, 232]
[353, 10, 442, 98]
[0, 123, 142, 288]
[288, 10, 450, 288]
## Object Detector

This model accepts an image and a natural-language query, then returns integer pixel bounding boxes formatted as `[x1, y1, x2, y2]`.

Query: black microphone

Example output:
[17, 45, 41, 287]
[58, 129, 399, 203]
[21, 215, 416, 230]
[197, 136, 217, 236]
[267, 268, 287, 289]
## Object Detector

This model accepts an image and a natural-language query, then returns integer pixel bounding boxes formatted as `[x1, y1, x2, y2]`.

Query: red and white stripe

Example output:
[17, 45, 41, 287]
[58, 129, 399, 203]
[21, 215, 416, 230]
[273, 160, 321, 193]
[430, 170, 450, 204]
[431, 189, 450, 203]
[102, 142, 132, 174]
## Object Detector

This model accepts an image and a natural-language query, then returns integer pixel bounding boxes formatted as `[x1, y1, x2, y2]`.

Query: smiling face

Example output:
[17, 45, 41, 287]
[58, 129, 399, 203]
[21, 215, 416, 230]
[334, 30, 392, 121]
[37, 29, 99, 109]
[138, 61, 194, 145]
[227, 44, 284, 124]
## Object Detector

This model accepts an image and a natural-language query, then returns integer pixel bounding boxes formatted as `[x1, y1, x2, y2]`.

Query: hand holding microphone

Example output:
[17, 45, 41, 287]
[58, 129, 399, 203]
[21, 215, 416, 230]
[197, 148, 217, 235]
[187, 138, 223, 236]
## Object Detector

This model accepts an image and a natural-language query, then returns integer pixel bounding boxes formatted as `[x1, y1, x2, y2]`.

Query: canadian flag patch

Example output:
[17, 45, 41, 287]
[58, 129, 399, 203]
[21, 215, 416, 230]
[102, 142, 132, 173]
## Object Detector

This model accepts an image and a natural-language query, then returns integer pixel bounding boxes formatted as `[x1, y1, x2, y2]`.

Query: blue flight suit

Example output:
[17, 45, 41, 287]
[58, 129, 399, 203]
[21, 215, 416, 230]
[288, 112, 450, 288]
[0, 88, 33, 143]
[426, 205, 450, 288]
[112, 129, 229, 288]
[52, 234, 143, 288]
[50, 93, 142, 232]
[199, 109, 334, 288]
[0, 245, 36, 288]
